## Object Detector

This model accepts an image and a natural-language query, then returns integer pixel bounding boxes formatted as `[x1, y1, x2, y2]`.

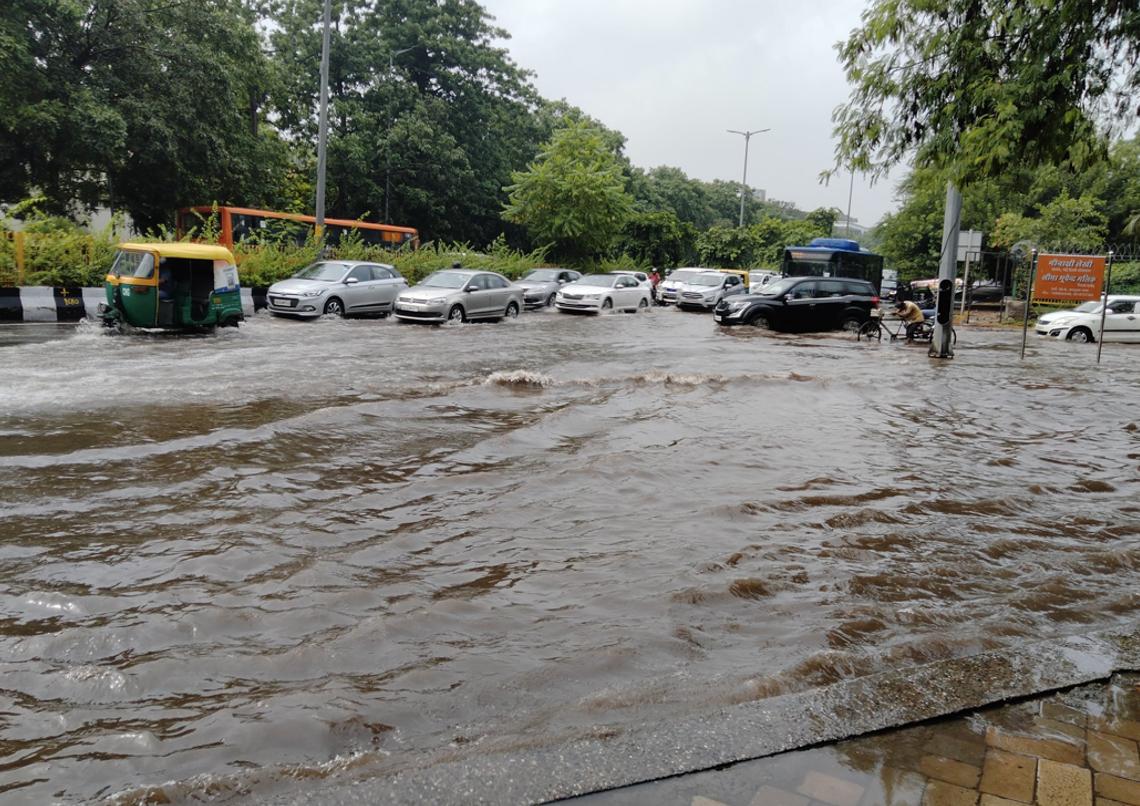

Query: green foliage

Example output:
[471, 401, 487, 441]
[695, 213, 835, 269]
[502, 120, 635, 260]
[621, 211, 692, 267]
[1, 0, 292, 229]
[832, 1, 1140, 187]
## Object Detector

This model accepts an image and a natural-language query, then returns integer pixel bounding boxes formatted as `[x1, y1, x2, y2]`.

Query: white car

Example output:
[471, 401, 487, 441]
[675, 270, 747, 311]
[612, 270, 653, 290]
[656, 268, 708, 305]
[748, 271, 781, 293]
[1036, 295, 1132, 330]
[1035, 297, 1140, 343]
[555, 273, 652, 314]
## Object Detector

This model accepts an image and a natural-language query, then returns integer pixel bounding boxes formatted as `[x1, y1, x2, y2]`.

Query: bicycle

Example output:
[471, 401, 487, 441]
[857, 312, 956, 344]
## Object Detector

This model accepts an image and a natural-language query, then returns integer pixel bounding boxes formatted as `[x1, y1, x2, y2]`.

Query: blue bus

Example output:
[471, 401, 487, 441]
[780, 238, 885, 294]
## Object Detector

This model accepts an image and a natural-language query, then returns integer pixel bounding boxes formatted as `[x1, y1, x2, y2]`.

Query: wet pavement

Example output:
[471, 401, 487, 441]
[571, 673, 1140, 806]
[0, 309, 1137, 803]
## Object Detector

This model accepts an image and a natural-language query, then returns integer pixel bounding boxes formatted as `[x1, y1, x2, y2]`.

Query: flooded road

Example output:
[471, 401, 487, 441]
[0, 310, 1137, 802]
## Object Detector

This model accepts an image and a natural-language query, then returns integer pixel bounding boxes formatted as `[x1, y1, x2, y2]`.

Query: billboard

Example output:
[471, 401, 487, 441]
[1033, 254, 1106, 302]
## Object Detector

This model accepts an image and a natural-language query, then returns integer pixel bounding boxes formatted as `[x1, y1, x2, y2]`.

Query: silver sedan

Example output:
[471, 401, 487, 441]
[514, 268, 582, 308]
[267, 261, 407, 318]
[393, 269, 525, 323]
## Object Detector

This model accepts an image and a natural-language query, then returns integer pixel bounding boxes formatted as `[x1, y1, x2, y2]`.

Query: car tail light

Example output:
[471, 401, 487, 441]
[871, 296, 880, 306]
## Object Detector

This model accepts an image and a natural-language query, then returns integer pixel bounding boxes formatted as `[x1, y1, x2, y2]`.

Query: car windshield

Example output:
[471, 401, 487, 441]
[523, 269, 559, 282]
[666, 270, 701, 284]
[757, 278, 799, 296]
[689, 274, 725, 287]
[293, 262, 347, 282]
[1072, 301, 1100, 313]
[576, 274, 616, 287]
[420, 271, 471, 289]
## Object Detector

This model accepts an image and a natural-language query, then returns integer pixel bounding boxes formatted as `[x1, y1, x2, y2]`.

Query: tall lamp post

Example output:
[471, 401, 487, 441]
[314, 0, 331, 240]
[727, 128, 770, 228]
[385, 45, 420, 224]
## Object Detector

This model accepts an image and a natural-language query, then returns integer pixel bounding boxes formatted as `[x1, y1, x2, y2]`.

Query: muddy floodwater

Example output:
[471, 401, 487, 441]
[0, 309, 1137, 802]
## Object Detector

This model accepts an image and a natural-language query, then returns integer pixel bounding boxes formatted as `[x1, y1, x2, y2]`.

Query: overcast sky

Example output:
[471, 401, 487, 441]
[479, 0, 903, 228]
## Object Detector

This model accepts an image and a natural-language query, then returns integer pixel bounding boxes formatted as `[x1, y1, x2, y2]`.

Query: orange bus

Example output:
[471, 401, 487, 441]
[176, 206, 419, 250]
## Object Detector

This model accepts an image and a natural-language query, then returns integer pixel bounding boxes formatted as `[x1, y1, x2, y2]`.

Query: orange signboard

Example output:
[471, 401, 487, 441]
[1034, 253, 1106, 302]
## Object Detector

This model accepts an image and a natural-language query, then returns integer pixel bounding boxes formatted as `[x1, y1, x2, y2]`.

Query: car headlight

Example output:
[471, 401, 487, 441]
[725, 299, 748, 310]
[426, 297, 448, 304]
[583, 293, 602, 300]
[301, 290, 324, 297]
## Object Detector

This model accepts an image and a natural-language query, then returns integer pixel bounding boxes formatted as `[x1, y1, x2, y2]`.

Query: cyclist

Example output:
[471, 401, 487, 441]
[894, 299, 928, 340]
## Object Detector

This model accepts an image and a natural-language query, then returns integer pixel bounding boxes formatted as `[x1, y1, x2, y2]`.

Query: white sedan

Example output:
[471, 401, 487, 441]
[555, 273, 652, 314]
[1036, 298, 1140, 343]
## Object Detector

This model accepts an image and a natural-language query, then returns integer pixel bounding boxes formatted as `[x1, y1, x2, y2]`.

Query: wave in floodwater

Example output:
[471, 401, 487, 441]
[0, 311, 1137, 802]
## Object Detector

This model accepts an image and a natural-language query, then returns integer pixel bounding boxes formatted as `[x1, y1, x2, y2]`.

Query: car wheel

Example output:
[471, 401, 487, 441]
[546, 292, 556, 307]
[748, 313, 771, 329]
[504, 301, 519, 319]
[840, 317, 863, 333]
[324, 297, 345, 317]
[638, 297, 649, 310]
[447, 304, 466, 323]
[1067, 327, 1094, 343]
[601, 298, 613, 312]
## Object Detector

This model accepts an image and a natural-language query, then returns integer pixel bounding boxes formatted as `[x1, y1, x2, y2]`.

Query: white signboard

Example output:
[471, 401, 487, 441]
[957, 230, 984, 262]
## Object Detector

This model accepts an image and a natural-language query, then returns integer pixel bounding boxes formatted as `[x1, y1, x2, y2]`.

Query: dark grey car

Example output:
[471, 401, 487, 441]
[514, 268, 582, 308]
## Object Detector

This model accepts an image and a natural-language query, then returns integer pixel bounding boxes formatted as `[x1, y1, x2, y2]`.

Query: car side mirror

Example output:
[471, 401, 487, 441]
[464, 285, 476, 292]
[345, 277, 359, 285]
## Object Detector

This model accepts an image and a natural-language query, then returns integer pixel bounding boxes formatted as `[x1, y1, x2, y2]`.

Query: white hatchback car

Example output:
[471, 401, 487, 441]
[555, 273, 652, 314]
[1035, 296, 1140, 343]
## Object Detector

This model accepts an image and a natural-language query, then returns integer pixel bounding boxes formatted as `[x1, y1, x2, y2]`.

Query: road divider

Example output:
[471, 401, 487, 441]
[0, 287, 269, 322]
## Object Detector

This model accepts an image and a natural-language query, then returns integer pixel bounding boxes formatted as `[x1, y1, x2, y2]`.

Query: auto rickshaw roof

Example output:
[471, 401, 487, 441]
[117, 242, 236, 262]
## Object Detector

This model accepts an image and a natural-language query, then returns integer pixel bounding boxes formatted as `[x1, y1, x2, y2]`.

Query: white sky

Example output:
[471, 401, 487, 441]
[480, 0, 903, 228]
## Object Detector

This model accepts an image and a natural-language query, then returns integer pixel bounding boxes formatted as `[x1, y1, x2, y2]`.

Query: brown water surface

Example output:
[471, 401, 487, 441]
[0, 310, 1137, 802]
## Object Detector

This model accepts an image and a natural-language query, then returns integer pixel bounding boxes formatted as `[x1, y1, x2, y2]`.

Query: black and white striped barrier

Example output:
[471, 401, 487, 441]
[0, 287, 269, 322]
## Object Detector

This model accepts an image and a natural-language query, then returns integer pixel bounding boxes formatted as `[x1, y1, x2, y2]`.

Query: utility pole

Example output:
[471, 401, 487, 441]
[727, 128, 770, 228]
[385, 45, 419, 224]
[931, 181, 962, 359]
[845, 169, 855, 237]
[314, 0, 331, 240]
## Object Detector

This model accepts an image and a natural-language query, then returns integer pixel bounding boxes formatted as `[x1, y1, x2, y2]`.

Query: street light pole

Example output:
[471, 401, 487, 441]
[727, 128, 770, 228]
[385, 45, 419, 224]
[845, 169, 855, 237]
[314, 0, 331, 240]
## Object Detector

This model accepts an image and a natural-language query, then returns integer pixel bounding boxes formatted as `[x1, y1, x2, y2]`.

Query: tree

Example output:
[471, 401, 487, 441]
[832, 1, 1140, 186]
[0, 0, 289, 229]
[502, 121, 634, 260]
[267, 0, 547, 244]
[623, 210, 692, 267]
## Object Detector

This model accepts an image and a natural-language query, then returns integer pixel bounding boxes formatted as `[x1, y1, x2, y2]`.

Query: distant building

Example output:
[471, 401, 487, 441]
[752, 188, 767, 202]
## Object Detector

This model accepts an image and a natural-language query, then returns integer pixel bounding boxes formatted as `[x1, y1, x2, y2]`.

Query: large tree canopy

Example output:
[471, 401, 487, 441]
[832, 1, 1140, 185]
[0, 0, 288, 229]
[502, 120, 634, 260]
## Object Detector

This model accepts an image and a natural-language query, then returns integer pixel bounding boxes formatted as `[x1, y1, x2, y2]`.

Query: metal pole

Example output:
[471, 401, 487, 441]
[727, 128, 770, 228]
[959, 250, 971, 319]
[931, 180, 962, 358]
[1096, 251, 1114, 365]
[1020, 249, 1037, 361]
[314, 0, 331, 240]
[385, 52, 394, 224]
[845, 170, 855, 237]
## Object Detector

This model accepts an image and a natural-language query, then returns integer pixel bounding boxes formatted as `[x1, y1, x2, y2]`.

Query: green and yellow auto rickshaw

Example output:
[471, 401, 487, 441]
[100, 242, 244, 331]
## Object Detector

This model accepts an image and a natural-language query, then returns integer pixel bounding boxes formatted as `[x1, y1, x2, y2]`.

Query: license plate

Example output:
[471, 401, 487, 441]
[273, 298, 295, 307]
[713, 314, 722, 322]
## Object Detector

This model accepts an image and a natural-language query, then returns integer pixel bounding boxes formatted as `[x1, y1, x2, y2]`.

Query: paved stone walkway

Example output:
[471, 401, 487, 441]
[570, 673, 1140, 806]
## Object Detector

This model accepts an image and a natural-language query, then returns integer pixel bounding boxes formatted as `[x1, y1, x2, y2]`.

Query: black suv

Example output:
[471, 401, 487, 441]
[712, 276, 879, 332]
